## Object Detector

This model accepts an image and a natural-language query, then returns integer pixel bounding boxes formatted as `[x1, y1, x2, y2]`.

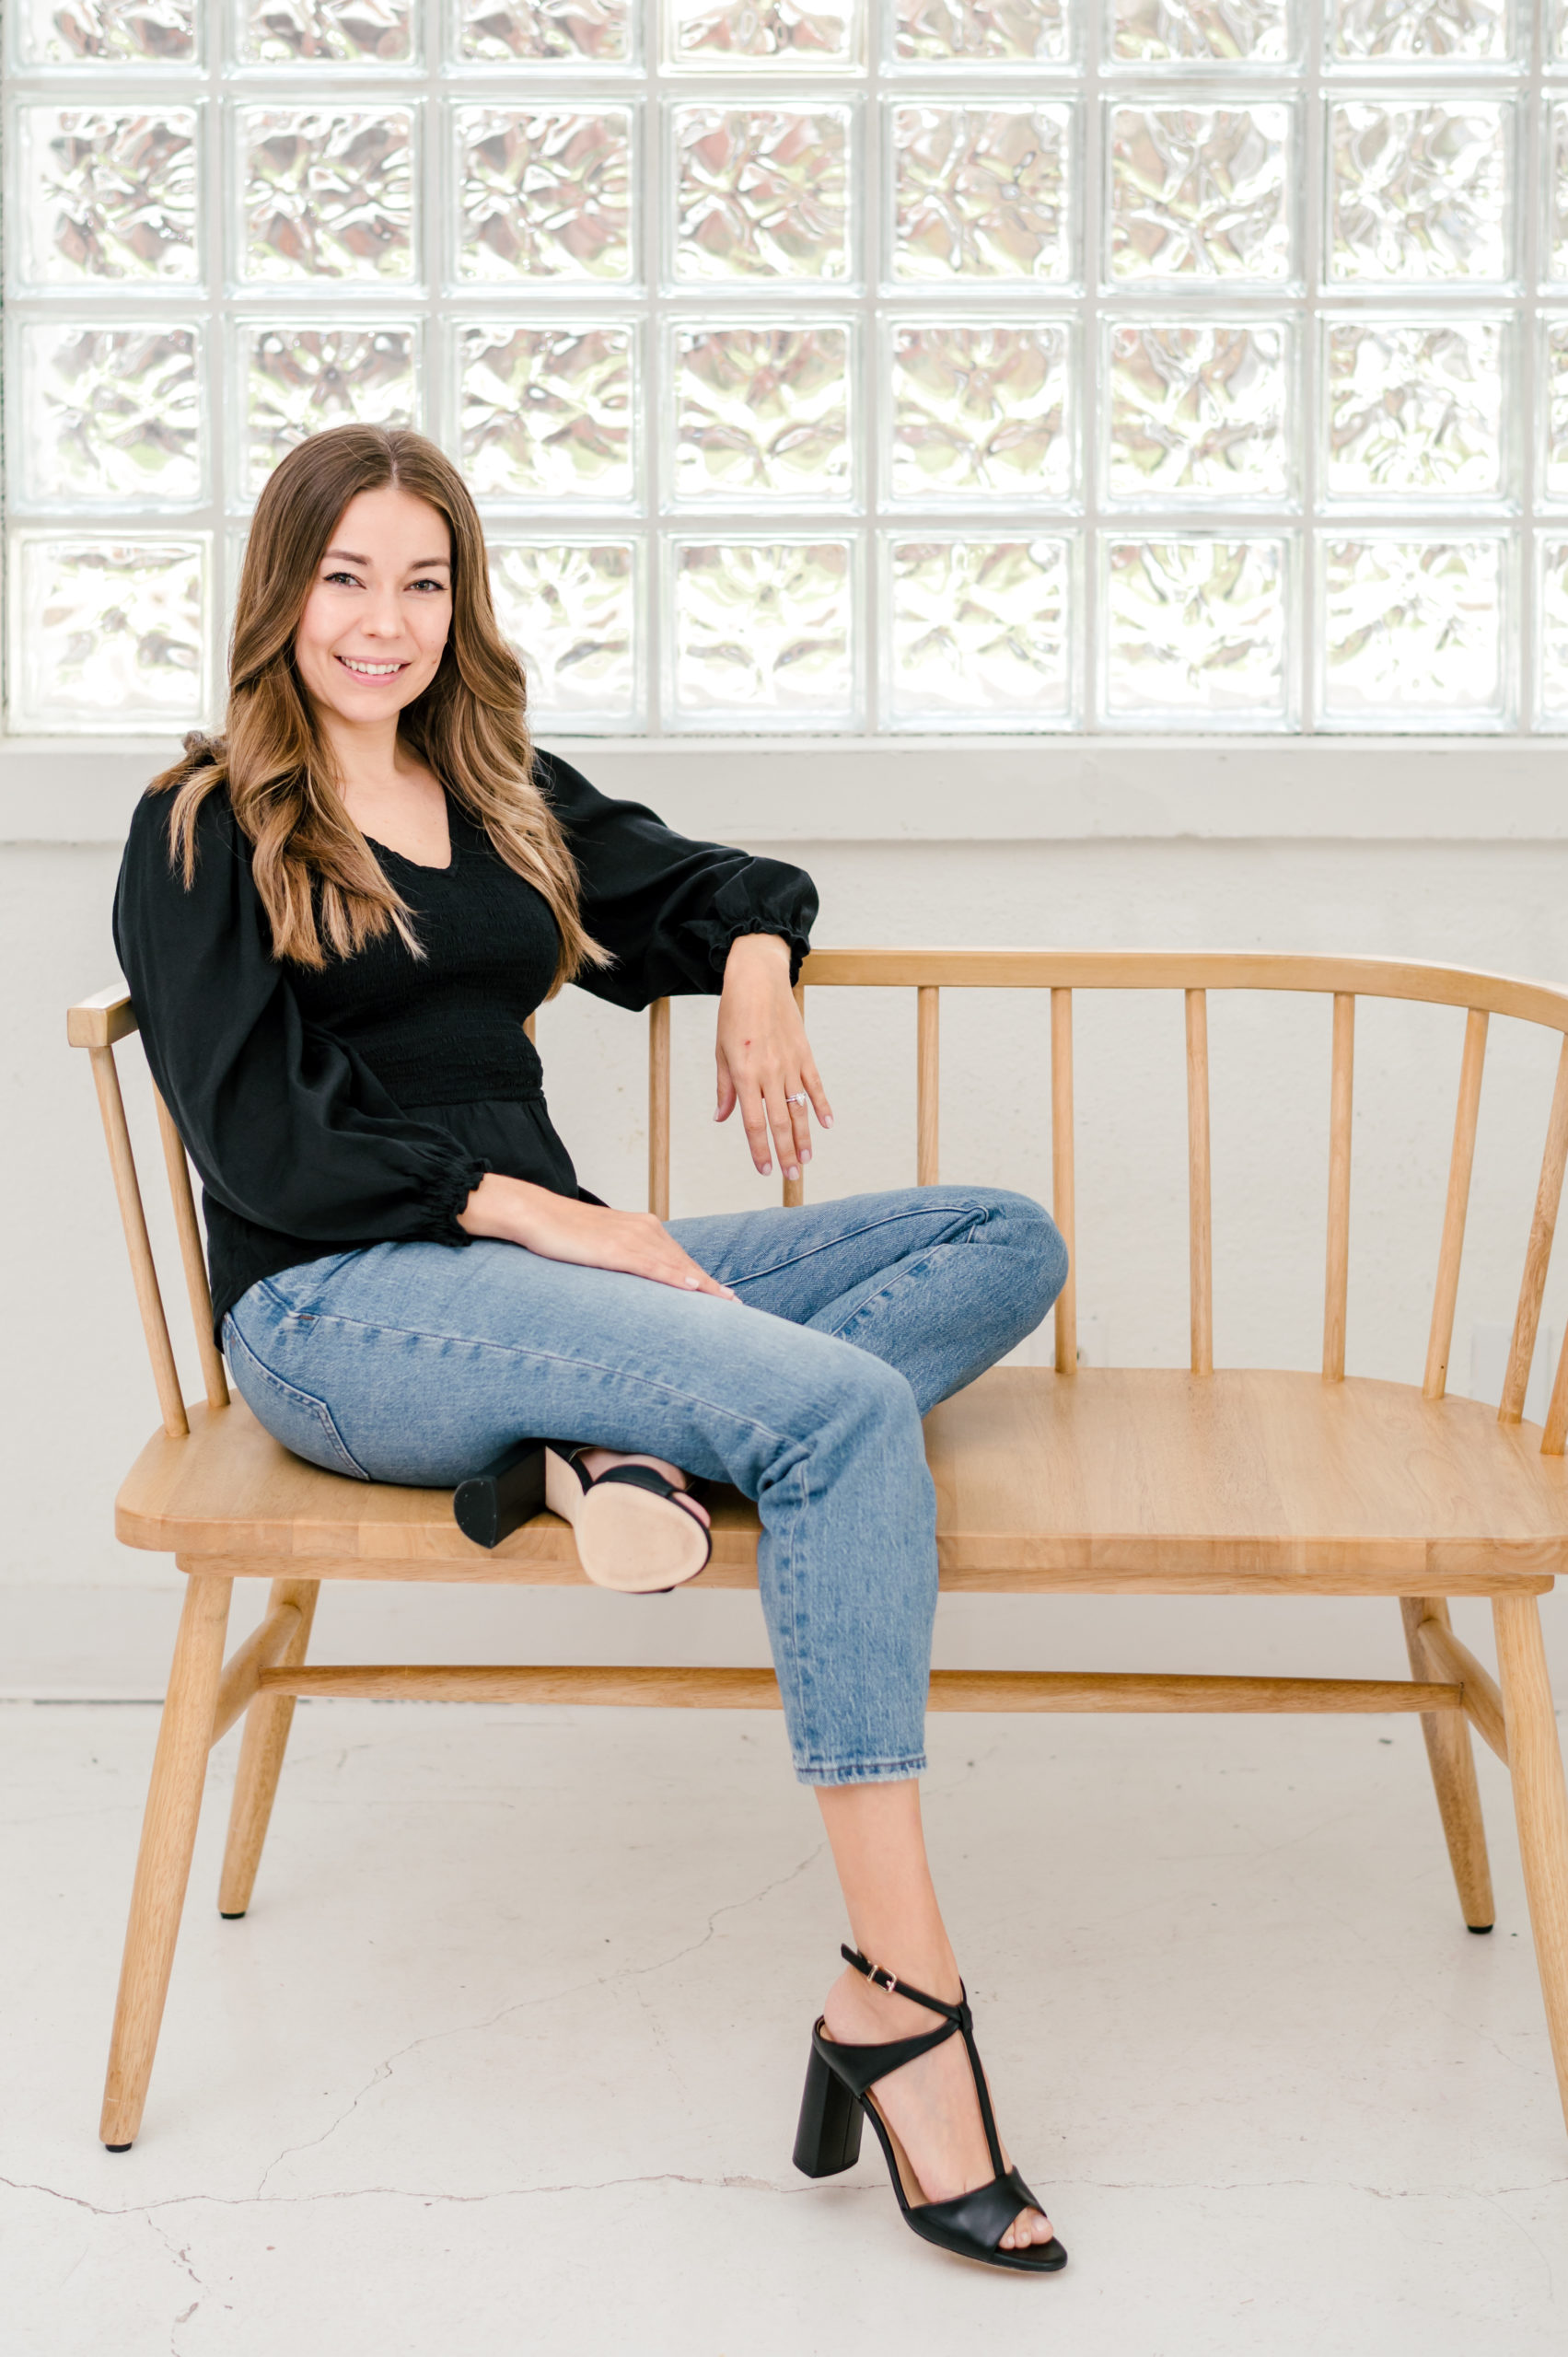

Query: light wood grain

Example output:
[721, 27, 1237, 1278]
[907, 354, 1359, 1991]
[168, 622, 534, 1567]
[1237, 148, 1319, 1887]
[1186, 988, 1214, 1376]
[797, 949, 1568, 1032]
[1323, 993, 1355, 1382]
[1503, 1036, 1568, 1424]
[1494, 1594, 1568, 2131]
[255, 1662, 1462, 1715]
[88, 1044, 188, 1440]
[110, 1371, 1568, 1590]
[1543, 1328, 1568, 1457]
[1400, 1598, 1495, 1927]
[1410, 1611, 1508, 1765]
[648, 996, 670, 1221]
[99, 1573, 231, 2147]
[216, 1578, 320, 1919]
[1051, 987, 1076, 1376]
[208, 1599, 303, 1750]
[917, 985, 939, 1187]
[1424, 1009, 1489, 1401]
[66, 985, 137, 1048]
[153, 1089, 229, 1412]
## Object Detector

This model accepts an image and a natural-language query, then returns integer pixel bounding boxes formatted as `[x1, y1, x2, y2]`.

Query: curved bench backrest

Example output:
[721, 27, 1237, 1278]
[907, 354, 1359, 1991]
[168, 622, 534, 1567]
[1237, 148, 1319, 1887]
[651, 951, 1568, 1457]
[70, 951, 1568, 1459]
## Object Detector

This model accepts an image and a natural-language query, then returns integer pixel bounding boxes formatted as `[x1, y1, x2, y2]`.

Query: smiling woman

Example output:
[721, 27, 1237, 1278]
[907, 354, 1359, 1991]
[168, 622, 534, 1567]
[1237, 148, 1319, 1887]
[107, 420, 1074, 2270]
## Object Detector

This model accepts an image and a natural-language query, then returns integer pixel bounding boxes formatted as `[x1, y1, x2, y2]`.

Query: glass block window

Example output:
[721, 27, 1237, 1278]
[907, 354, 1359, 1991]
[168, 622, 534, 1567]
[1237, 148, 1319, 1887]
[2, 1, 1562, 734]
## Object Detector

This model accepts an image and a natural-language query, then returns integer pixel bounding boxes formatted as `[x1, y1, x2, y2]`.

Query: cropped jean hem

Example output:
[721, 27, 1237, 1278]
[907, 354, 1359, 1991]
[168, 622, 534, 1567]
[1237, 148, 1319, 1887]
[797, 1750, 929, 1788]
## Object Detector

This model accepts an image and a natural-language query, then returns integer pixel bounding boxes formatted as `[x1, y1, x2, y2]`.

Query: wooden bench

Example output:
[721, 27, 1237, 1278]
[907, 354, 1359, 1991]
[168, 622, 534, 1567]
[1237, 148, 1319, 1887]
[70, 950, 1568, 2152]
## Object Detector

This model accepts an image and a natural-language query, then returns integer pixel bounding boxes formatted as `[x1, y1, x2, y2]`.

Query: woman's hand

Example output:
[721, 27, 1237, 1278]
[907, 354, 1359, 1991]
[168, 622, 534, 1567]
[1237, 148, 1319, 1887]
[714, 933, 833, 1180]
[459, 1175, 737, 1297]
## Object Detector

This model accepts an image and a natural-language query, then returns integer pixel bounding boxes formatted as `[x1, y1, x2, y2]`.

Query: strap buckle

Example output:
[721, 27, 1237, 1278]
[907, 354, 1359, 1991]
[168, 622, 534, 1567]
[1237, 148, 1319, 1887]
[866, 1960, 900, 1996]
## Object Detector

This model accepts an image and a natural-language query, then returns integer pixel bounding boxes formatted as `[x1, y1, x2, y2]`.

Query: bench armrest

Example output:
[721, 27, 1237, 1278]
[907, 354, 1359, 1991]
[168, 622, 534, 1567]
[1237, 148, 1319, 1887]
[68, 986, 138, 1049]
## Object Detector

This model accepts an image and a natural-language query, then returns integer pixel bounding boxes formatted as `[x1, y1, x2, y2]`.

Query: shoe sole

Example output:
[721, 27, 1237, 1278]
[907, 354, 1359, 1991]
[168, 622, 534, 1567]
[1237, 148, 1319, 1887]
[544, 1449, 710, 1594]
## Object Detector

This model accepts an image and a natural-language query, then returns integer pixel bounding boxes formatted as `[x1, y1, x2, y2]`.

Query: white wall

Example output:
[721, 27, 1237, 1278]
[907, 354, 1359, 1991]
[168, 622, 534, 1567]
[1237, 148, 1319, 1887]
[6, 739, 1568, 1701]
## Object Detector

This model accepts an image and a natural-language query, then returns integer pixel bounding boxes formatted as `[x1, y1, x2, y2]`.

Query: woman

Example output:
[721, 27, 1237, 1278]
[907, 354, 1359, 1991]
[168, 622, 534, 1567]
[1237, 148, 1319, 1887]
[114, 425, 1070, 2274]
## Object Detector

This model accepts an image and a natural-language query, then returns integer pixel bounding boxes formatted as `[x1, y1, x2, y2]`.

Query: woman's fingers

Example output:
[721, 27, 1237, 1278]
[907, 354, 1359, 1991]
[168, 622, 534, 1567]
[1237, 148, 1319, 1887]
[739, 1080, 774, 1174]
[801, 1050, 833, 1131]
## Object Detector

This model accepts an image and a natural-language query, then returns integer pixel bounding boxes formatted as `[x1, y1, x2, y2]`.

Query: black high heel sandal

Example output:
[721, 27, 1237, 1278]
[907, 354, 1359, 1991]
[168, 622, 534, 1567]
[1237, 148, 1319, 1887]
[793, 1945, 1068, 2275]
[543, 1443, 711, 1593]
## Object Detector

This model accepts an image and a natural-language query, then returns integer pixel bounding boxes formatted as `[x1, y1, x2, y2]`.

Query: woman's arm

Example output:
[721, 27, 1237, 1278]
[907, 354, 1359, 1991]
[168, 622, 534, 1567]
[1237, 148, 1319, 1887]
[457, 1174, 736, 1297]
[113, 785, 487, 1247]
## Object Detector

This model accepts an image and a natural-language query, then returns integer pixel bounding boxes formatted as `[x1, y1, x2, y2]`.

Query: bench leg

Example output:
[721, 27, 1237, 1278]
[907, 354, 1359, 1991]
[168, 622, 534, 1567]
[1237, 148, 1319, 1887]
[1401, 1597, 1494, 1931]
[1493, 1595, 1568, 2138]
[99, 1573, 232, 2150]
[217, 1577, 320, 1921]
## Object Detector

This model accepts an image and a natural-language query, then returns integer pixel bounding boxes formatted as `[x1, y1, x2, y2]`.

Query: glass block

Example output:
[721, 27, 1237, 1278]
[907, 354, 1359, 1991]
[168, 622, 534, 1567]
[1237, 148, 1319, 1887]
[243, 326, 419, 496]
[1553, 1, 1568, 64]
[888, 321, 1072, 503]
[1324, 321, 1504, 502]
[1108, 104, 1293, 284]
[891, 105, 1073, 284]
[886, 538, 1072, 725]
[1538, 541, 1568, 724]
[455, 0, 633, 59]
[238, 108, 414, 284]
[670, 540, 855, 722]
[1103, 537, 1289, 722]
[1109, 0, 1293, 64]
[893, 0, 1070, 61]
[9, 535, 206, 731]
[667, 0, 859, 67]
[1320, 537, 1505, 721]
[16, 0, 198, 62]
[1543, 325, 1568, 503]
[459, 325, 633, 504]
[18, 108, 200, 285]
[672, 107, 850, 284]
[17, 325, 201, 505]
[1329, 0, 1511, 63]
[1329, 102, 1509, 284]
[1106, 323, 1290, 502]
[672, 326, 850, 504]
[239, 1, 416, 64]
[489, 540, 640, 725]
[458, 108, 634, 284]
[1550, 109, 1568, 287]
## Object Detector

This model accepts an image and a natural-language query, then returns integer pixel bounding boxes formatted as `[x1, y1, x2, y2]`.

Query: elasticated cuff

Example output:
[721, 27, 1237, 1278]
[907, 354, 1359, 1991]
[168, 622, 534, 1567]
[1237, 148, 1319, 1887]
[414, 1151, 492, 1246]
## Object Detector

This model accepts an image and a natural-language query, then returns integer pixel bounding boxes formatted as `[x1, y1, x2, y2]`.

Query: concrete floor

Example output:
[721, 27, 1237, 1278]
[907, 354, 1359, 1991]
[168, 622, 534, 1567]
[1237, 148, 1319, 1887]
[3, 1695, 1567, 2357]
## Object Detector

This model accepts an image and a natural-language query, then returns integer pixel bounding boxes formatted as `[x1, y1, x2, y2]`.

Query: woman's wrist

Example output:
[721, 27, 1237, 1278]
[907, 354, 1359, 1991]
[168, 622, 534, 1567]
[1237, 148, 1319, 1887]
[722, 930, 793, 983]
[458, 1169, 553, 1245]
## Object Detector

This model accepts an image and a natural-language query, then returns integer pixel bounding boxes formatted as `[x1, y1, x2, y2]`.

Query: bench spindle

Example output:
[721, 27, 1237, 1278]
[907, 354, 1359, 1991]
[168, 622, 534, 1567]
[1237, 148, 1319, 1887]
[1423, 1008, 1489, 1402]
[1185, 989, 1214, 1376]
[647, 996, 671, 1220]
[1502, 1035, 1568, 1425]
[88, 1044, 188, 1440]
[1051, 986, 1077, 1375]
[916, 985, 939, 1187]
[154, 1089, 229, 1413]
[1323, 993, 1355, 1382]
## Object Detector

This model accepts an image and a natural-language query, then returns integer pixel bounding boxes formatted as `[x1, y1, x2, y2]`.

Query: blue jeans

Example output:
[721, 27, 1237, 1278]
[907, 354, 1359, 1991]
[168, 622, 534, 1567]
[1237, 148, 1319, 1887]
[223, 1187, 1067, 1785]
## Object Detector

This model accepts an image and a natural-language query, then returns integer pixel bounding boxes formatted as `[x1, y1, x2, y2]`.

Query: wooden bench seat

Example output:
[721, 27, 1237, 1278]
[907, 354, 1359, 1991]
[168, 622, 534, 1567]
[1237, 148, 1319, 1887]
[70, 952, 1568, 2156]
[122, 1369, 1566, 1592]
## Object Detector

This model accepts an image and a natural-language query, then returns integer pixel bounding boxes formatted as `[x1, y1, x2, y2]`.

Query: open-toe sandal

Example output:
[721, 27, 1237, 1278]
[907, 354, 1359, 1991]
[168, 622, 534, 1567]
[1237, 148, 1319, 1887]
[792, 1944, 1067, 2275]
[544, 1442, 711, 1594]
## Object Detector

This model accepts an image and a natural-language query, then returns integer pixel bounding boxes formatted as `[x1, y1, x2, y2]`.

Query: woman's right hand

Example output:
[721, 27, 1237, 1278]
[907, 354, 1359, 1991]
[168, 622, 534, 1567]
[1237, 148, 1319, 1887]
[458, 1173, 738, 1300]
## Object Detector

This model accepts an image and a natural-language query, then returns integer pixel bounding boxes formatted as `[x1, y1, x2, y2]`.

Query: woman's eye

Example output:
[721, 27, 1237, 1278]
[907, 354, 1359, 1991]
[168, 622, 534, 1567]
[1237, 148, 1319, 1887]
[410, 576, 447, 594]
[323, 570, 361, 587]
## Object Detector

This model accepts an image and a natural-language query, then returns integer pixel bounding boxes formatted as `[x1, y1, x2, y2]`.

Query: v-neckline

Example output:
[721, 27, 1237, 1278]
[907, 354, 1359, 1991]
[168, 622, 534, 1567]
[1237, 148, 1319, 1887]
[363, 791, 457, 875]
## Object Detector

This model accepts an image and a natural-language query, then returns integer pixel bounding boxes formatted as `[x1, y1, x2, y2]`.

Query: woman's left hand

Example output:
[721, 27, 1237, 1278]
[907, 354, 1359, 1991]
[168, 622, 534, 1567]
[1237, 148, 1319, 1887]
[714, 934, 833, 1181]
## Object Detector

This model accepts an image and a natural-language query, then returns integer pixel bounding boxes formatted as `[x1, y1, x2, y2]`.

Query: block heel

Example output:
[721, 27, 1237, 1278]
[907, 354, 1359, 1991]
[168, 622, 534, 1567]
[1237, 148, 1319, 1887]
[792, 1945, 1068, 2274]
[793, 2040, 865, 2177]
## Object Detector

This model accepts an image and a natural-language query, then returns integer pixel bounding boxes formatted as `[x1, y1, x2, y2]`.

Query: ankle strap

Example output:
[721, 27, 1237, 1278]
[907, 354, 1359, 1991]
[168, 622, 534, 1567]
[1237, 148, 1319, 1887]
[841, 1944, 965, 2025]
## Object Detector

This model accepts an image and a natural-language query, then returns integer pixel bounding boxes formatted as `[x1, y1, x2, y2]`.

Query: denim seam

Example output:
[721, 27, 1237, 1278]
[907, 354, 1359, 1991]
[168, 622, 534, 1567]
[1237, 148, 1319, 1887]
[254, 1306, 800, 1454]
[796, 1753, 929, 1784]
[222, 1314, 373, 1482]
[722, 1200, 993, 1293]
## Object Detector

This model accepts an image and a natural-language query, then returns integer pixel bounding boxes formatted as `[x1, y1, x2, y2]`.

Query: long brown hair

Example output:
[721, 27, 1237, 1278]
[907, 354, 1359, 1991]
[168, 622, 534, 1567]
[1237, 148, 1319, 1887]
[149, 424, 603, 989]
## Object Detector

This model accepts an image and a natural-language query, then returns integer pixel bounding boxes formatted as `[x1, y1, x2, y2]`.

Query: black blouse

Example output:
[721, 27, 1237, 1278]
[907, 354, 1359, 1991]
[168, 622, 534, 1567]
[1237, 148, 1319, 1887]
[112, 749, 818, 1336]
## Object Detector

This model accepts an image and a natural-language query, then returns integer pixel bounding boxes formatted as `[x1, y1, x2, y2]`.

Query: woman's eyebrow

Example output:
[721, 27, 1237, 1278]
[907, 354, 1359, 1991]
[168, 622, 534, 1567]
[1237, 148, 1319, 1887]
[319, 549, 450, 568]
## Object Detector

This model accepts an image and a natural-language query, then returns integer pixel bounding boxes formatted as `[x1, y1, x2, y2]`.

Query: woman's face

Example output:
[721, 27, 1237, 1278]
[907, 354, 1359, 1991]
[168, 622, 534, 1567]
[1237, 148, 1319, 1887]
[294, 484, 453, 731]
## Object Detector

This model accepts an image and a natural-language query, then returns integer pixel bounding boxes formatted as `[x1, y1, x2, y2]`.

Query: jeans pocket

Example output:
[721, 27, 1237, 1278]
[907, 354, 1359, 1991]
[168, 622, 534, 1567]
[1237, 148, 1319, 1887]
[222, 1313, 371, 1482]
